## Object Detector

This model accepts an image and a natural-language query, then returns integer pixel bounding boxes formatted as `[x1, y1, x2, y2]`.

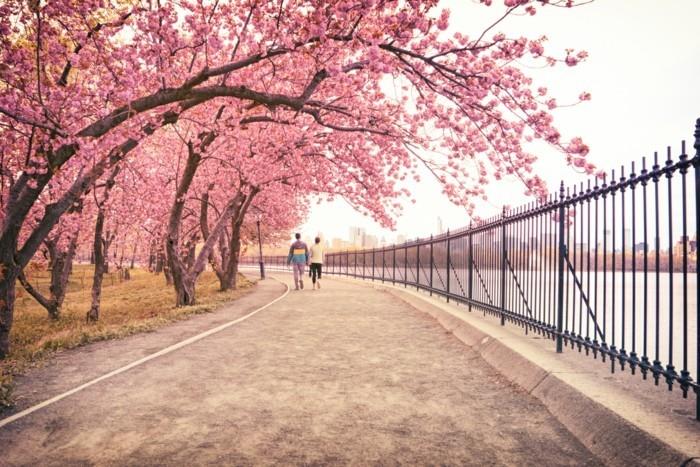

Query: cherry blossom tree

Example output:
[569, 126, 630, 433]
[0, 0, 592, 357]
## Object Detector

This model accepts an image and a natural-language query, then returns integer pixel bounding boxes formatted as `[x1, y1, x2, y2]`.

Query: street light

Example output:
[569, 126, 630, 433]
[256, 215, 265, 279]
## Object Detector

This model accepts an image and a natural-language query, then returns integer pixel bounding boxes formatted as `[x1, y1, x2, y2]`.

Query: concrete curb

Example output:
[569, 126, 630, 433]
[328, 276, 700, 467]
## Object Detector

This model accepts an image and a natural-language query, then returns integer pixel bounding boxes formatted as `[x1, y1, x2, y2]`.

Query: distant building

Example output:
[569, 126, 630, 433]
[364, 234, 378, 249]
[437, 217, 444, 235]
[634, 242, 648, 253]
[396, 234, 407, 244]
[331, 238, 352, 250]
[349, 226, 366, 247]
[623, 228, 632, 250]
[673, 235, 691, 258]
[603, 229, 612, 251]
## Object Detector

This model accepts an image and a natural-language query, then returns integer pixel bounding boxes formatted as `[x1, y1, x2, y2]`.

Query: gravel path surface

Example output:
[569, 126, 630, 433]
[0, 274, 601, 466]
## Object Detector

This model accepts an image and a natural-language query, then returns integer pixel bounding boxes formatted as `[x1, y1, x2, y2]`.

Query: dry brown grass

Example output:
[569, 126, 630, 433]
[0, 265, 255, 409]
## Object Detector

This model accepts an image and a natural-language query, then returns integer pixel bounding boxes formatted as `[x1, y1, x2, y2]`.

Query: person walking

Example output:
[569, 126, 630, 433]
[309, 236, 324, 290]
[287, 233, 309, 290]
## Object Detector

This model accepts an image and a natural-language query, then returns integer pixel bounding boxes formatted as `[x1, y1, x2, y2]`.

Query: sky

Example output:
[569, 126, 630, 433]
[298, 0, 700, 245]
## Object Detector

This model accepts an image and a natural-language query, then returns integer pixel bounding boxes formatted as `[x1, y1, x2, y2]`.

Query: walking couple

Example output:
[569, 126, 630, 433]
[287, 233, 323, 290]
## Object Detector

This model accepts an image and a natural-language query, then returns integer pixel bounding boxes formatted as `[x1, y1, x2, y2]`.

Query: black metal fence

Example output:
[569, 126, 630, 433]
[241, 119, 700, 420]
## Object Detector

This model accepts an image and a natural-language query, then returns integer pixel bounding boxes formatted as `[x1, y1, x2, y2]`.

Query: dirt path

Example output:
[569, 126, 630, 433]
[0, 274, 601, 466]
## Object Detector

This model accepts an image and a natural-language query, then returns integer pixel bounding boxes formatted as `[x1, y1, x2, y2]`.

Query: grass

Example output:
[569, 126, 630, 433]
[0, 264, 255, 410]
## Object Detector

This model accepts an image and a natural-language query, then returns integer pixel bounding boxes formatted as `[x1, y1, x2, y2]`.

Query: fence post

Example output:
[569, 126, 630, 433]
[371, 248, 375, 281]
[429, 235, 434, 296]
[381, 248, 385, 283]
[362, 251, 366, 280]
[693, 117, 700, 421]
[446, 230, 451, 303]
[392, 246, 396, 285]
[556, 181, 567, 353]
[500, 207, 506, 326]
[468, 223, 473, 312]
[404, 242, 408, 288]
[416, 238, 420, 291]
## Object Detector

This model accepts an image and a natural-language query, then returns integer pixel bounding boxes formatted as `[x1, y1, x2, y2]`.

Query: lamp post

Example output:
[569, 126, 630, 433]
[256, 216, 265, 279]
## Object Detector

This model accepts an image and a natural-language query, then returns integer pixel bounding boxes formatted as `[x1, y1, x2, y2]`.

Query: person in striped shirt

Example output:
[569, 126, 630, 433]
[287, 233, 309, 290]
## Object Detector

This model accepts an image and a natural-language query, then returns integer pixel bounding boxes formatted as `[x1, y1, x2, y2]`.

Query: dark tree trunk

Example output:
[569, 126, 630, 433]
[219, 188, 258, 291]
[87, 211, 107, 322]
[221, 226, 241, 291]
[0, 258, 18, 359]
[148, 239, 156, 271]
[184, 239, 197, 270]
[163, 263, 173, 285]
[155, 249, 164, 273]
[172, 271, 196, 307]
[130, 238, 138, 270]
[17, 222, 81, 320]
[118, 245, 125, 270]
[86, 167, 119, 322]
[166, 143, 202, 306]
[166, 131, 242, 306]
[200, 185, 229, 290]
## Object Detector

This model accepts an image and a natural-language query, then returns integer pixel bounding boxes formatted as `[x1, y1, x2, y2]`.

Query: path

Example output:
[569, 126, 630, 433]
[0, 274, 601, 466]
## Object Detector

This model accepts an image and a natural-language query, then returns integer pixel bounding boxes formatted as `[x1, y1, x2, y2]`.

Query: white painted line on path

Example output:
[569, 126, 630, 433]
[0, 279, 290, 429]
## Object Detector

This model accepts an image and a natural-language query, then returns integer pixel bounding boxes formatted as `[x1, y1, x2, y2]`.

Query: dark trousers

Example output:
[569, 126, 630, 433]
[310, 263, 322, 283]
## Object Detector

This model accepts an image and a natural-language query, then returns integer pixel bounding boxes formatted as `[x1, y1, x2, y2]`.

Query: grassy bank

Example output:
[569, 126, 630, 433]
[1, 265, 255, 409]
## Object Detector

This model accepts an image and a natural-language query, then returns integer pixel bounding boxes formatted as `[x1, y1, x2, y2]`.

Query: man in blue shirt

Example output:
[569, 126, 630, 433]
[287, 233, 309, 290]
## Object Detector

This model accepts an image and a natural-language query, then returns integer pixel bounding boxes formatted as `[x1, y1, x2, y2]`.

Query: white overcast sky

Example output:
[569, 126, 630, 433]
[298, 0, 700, 244]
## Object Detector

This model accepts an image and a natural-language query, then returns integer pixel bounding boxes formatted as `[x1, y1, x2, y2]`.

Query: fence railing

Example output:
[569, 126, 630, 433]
[241, 118, 700, 420]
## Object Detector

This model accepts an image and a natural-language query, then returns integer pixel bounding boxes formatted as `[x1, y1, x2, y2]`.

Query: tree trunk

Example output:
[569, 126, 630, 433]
[163, 263, 173, 285]
[86, 166, 119, 322]
[50, 230, 79, 316]
[219, 187, 258, 291]
[166, 142, 202, 306]
[0, 260, 18, 359]
[166, 134, 240, 306]
[118, 245, 125, 270]
[221, 225, 241, 291]
[200, 185, 228, 290]
[172, 271, 196, 306]
[130, 238, 138, 270]
[87, 210, 106, 322]
[184, 239, 196, 270]
[18, 270, 60, 320]
[153, 243, 165, 274]
[17, 227, 80, 320]
[148, 239, 155, 272]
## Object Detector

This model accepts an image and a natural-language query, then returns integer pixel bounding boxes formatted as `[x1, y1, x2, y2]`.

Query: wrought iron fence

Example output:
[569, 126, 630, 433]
[241, 118, 700, 420]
